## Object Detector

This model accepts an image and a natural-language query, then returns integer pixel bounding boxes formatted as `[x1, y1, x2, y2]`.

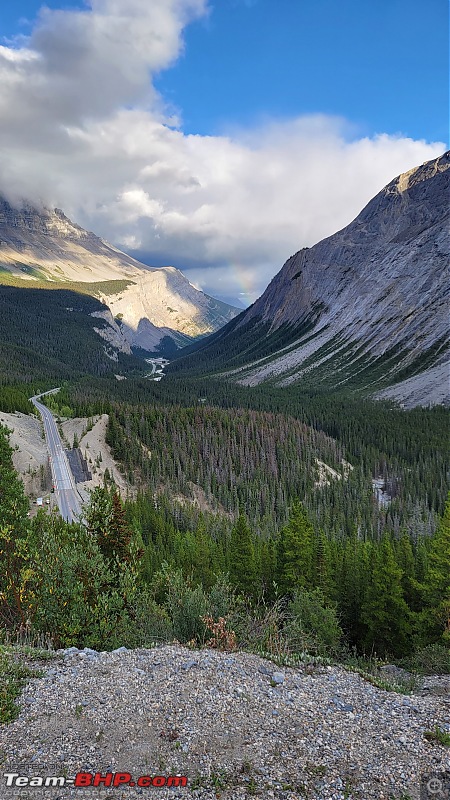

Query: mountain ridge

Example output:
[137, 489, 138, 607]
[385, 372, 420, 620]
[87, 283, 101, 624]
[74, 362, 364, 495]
[173, 152, 449, 407]
[0, 197, 239, 352]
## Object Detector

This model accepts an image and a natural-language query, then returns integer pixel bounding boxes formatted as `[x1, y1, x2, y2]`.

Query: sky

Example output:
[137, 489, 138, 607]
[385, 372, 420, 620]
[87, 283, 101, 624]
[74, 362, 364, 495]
[0, 0, 447, 306]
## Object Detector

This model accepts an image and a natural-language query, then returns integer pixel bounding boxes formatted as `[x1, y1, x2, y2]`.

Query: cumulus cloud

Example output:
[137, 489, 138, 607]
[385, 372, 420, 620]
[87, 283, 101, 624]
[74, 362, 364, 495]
[0, 0, 445, 302]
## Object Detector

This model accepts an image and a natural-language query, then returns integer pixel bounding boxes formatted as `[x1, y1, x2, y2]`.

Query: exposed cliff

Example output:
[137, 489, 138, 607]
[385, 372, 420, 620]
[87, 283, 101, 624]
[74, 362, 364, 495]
[0, 199, 238, 351]
[193, 152, 449, 406]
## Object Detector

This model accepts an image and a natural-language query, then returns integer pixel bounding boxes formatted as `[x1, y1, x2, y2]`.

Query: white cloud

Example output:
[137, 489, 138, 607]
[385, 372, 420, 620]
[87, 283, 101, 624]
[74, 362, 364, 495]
[0, 0, 445, 302]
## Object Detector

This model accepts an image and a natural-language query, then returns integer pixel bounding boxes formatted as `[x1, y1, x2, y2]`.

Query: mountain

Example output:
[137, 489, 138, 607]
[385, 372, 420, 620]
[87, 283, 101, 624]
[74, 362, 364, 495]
[174, 152, 449, 407]
[0, 198, 239, 351]
[0, 283, 146, 406]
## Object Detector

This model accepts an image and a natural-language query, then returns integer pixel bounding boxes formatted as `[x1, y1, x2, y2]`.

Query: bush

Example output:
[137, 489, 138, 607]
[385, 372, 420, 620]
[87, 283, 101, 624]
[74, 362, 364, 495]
[147, 567, 238, 646]
[207, 574, 236, 620]
[126, 595, 173, 647]
[228, 596, 295, 660]
[0, 648, 41, 724]
[149, 564, 208, 644]
[402, 643, 450, 676]
[29, 515, 140, 650]
[283, 588, 342, 657]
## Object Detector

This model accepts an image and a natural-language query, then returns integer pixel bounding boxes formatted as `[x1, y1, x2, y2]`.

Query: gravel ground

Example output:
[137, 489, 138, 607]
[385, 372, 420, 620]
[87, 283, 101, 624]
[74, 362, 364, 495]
[0, 644, 449, 800]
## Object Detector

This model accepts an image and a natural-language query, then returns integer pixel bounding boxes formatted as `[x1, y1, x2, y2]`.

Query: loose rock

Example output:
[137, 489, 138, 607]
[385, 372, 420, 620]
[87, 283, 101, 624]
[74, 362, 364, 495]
[0, 645, 448, 799]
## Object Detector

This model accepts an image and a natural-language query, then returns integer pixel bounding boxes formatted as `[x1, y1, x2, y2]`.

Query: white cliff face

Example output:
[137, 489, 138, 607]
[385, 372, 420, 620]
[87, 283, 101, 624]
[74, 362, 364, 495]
[0, 200, 239, 350]
[90, 310, 132, 355]
[103, 267, 237, 343]
[0, 201, 145, 280]
[226, 152, 449, 406]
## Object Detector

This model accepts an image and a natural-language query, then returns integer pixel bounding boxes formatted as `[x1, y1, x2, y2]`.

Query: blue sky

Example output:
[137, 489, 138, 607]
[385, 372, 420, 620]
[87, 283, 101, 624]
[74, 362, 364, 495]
[2, 0, 447, 143]
[0, 0, 447, 304]
[158, 0, 448, 144]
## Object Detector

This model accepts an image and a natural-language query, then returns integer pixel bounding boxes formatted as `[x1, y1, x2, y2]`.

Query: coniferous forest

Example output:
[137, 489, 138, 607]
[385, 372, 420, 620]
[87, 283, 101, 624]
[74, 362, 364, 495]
[0, 354, 448, 673]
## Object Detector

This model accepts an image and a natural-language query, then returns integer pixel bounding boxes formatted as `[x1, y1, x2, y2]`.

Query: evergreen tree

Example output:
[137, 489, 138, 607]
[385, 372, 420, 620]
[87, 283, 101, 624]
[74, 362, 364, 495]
[191, 520, 217, 590]
[260, 539, 276, 599]
[313, 529, 333, 600]
[420, 494, 450, 643]
[85, 487, 142, 567]
[395, 533, 421, 612]
[335, 533, 369, 648]
[276, 501, 314, 595]
[0, 425, 31, 626]
[84, 485, 113, 541]
[361, 534, 411, 657]
[228, 513, 256, 595]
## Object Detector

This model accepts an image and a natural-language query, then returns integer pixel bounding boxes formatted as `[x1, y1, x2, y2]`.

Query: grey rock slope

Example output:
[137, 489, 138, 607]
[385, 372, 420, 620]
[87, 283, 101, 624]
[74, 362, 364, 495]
[0, 198, 239, 351]
[225, 152, 449, 405]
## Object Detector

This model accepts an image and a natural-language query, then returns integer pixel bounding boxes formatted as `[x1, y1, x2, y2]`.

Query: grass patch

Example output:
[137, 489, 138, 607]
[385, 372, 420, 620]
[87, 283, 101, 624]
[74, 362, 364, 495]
[424, 726, 450, 746]
[341, 652, 420, 695]
[400, 643, 450, 676]
[0, 647, 46, 724]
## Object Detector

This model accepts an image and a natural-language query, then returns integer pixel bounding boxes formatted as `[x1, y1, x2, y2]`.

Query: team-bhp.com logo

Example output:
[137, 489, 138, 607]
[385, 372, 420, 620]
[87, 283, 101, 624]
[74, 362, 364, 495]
[4, 772, 188, 789]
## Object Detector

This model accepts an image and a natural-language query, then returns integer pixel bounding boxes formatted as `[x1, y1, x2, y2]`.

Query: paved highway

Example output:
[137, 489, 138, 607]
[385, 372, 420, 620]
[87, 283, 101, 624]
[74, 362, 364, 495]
[30, 391, 82, 524]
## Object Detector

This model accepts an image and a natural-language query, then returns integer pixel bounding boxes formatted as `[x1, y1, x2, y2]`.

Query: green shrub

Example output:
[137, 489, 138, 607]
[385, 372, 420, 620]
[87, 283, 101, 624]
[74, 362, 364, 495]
[424, 725, 450, 746]
[207, 574, 236, 620]
[0, 648, 42, 724]
[149, 564, 208, 644]
[402, 643, 450, 675]
[283, 588, 343, 656]
[228, 596, 290, 657]
[146, 567, 237, 646]
[130, 595, 173, 646]
[29, 515, 139, 650]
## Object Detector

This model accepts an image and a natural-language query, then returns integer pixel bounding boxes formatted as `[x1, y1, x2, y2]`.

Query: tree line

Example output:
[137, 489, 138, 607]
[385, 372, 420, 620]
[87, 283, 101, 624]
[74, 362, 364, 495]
[1, 423, 448, 666]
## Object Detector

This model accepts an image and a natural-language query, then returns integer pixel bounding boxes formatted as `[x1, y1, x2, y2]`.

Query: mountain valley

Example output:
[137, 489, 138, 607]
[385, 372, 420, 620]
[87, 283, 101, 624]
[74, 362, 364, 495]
[0, 154, 448, 780]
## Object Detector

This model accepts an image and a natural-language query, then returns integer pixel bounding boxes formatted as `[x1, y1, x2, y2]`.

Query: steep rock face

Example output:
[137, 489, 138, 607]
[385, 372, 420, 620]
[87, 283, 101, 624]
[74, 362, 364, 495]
[0, 199, 238, 350]
[90, 310, 132, 356]
[224, 152, 449, 405]
[105, 267, 237, 347]
[0, 199, 143, 279]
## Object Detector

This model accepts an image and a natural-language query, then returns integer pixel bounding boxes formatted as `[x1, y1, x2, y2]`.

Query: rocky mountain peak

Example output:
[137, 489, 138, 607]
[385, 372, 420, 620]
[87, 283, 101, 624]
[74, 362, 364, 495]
[389, 150, 449, 194]
[198, 152, 449, 407]
[0, 195, 239, 352]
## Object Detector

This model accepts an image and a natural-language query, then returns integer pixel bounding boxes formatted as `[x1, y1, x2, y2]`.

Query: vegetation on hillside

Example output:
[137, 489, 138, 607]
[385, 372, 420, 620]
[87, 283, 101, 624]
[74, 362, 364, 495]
[0, 285, 145, 411]
[0, 420, 448, 670]
[0, 280, 447, 670]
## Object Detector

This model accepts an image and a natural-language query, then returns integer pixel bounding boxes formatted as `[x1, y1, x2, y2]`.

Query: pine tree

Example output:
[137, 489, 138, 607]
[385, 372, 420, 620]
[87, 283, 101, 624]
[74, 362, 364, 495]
[361, 534, 411, 657]
[0, 425, 32, 626]
[335, 533, 369, 648]
[228, 513, 256, 595]
[276, 501, 314, 595]
[84, 486, 113, 553]
[260, 539, 276, 599]
[395, 533, 421, 611]
[85, 487, 140, 565]
[421, 494, 450, 643]
[313, 529, 333, 601]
